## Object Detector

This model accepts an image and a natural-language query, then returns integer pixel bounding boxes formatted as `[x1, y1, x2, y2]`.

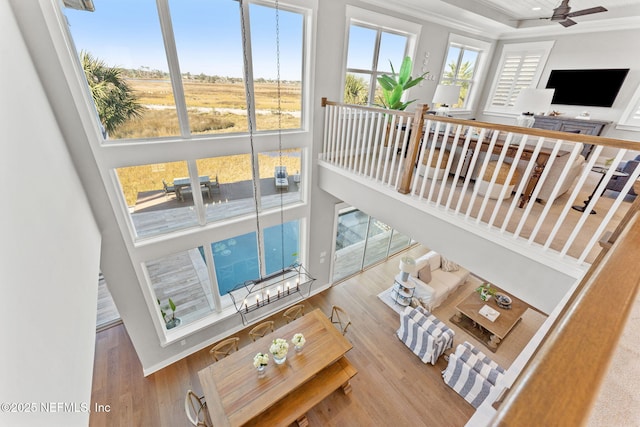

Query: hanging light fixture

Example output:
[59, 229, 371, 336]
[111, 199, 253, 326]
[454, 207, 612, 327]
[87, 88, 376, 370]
[230, 0, 314, 324]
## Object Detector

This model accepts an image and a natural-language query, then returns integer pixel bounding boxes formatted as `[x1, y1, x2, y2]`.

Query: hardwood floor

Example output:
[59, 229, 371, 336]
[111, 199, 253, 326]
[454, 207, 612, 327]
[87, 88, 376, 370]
[90, 246, 543, 427]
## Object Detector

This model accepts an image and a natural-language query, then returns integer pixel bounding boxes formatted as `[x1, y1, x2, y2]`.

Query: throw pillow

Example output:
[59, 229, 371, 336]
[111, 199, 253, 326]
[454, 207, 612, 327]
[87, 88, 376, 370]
[441, 256, 460, 272]
[417, 265, 432, 283]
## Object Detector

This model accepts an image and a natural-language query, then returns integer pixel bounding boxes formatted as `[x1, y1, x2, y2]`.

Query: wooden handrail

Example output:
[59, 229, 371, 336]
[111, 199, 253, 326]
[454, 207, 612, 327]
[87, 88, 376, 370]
[491, 199, 640, 426]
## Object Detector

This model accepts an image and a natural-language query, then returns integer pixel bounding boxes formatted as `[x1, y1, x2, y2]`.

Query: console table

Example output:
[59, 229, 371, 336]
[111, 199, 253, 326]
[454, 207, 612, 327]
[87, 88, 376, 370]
[533, 116, 612, 159]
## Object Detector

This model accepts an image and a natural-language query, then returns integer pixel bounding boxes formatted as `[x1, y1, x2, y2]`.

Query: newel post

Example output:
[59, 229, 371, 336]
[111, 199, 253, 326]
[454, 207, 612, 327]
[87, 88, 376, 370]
[398, 104, 429, 194]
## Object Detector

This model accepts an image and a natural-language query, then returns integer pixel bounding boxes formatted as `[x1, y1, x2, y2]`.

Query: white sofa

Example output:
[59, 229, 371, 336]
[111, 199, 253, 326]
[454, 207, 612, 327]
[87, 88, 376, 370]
[409, 251, 469, 310]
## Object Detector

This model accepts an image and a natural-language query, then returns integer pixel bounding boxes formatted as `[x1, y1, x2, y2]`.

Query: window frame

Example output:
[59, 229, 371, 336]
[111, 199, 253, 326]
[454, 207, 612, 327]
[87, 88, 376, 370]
[617, 82, 640, 131]
[342, 6, 421, 107]
[483, 41, 555, 117]
[438, 34, 492, 114]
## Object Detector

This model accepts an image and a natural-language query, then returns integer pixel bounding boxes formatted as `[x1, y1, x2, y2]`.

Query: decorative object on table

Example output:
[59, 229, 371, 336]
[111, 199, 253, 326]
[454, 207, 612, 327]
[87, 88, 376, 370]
[513, 88, 555, 128]
[494, 293, 513, 310]
[158, 298, 181, 329]
[269, 338, 289, 364]
[475, 283, 495, 302]
[398, 256, 416, 281]
[432, 84, 461, 116]
[253, 352, 269, 377]
[292, 333, 306, 353]
[479, 305, 500, 322]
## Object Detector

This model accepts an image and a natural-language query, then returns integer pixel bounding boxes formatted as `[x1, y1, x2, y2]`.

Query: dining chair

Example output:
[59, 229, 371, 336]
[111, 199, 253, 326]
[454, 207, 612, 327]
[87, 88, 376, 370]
[185, 389, 212, 427]
[283, 304, 305, 324]
[249, 320, 275, 342]
[209, 336, 240, 362]
[330, 305, 352, 336]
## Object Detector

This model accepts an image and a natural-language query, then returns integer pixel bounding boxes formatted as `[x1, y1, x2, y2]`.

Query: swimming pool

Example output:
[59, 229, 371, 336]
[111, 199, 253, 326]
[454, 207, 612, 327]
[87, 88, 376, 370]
[203, 221, 299, 295]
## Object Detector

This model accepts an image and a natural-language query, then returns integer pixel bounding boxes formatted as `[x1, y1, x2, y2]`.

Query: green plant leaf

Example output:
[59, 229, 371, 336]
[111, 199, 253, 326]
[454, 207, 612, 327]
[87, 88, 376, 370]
[169, 298, 176, 312]
[398, 56, 412, 86]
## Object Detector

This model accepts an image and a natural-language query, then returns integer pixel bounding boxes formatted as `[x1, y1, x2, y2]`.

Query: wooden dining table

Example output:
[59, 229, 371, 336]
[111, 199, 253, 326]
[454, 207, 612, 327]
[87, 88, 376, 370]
[198, 309, 356, 427]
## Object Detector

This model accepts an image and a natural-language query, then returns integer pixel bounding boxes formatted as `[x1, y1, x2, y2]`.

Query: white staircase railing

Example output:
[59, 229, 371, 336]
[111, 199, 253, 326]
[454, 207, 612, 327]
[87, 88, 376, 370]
[321, 99, 640, 266]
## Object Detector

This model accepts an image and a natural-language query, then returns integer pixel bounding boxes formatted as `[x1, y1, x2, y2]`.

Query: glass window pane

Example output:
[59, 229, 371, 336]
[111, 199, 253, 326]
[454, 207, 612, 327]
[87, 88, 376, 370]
[264, 220, 300, 274]
[363, 218, 392, 268]
[258, 149, 302, 209]
[389, 230, 412, 255]
[211, 233, 259, 295]
[443, 46, 461, 80]
[332, 208, 368, 281]
[346, 25, 376, 70]
[377, 32, 407, 74]
[146, 247, 215, 328]
[250, 4, 303, 131]
[170, 0, 248, 135]
[344, 73, 371, 105]
[459, 49, 479, 80]
[66, 0, 180, 140]
[117, 161, 199, 238]
[195, 154, 257, 223]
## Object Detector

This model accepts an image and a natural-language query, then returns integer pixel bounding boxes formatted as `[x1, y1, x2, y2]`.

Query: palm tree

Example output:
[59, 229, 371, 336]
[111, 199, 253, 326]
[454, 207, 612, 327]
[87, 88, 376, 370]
[442, 60, 474, 107]
[81, 51, 143, 135]
[343, 73, 369, 105]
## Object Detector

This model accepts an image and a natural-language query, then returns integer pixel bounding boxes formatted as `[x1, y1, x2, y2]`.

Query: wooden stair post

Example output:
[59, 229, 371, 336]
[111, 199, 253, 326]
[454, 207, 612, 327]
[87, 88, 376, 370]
[398, 104, 429, 194]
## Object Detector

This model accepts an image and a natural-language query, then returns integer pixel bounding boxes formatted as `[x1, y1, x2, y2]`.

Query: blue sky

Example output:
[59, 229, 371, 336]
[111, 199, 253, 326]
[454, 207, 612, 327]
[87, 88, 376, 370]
[66, 0, 303, 81]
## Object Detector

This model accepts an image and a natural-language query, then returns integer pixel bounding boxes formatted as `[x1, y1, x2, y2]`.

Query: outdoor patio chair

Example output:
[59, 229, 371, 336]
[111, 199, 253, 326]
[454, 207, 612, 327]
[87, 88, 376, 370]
[162, 179, 176, 200]
[275, 166, 289, 189]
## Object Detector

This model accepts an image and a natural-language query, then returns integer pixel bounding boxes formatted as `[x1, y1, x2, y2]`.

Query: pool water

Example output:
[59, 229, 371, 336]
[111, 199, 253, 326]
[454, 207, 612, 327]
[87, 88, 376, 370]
[202, 222, 299, 295]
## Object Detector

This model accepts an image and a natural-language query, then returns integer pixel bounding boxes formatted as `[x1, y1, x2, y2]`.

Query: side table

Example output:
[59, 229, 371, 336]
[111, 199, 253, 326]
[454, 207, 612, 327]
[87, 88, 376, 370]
[392, 273, 416, 307]
[572, 166, 628, 214]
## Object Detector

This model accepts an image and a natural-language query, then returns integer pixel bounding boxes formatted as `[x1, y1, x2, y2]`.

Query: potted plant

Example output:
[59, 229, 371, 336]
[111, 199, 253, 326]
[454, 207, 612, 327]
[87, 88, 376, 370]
[158, 298, 181, 329]
[475, 283, 495, 302]
[376, 56, 428, 111]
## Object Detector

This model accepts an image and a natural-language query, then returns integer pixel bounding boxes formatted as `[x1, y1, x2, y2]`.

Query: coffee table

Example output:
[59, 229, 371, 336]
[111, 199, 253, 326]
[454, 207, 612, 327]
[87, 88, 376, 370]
[452, 286, 527, 351]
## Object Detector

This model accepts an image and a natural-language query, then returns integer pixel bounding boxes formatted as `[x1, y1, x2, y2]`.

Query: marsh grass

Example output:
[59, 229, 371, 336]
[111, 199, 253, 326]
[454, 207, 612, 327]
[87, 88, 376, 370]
[110, 79, 303, 206]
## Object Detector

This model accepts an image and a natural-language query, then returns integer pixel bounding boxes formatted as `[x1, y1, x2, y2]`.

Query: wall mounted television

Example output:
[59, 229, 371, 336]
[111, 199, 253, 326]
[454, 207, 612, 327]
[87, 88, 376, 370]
[545, 68, 629, 107]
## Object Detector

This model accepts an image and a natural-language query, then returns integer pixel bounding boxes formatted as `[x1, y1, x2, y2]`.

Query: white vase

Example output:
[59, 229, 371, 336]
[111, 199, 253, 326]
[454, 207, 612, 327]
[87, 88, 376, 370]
[273, 354, 287, 365]
[257, 365, 266, 378]
[294, 344, 303, 353]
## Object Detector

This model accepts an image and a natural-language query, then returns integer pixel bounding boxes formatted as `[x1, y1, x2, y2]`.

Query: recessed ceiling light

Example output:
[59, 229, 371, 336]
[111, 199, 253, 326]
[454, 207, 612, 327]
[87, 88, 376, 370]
[532, 7, 542, 11]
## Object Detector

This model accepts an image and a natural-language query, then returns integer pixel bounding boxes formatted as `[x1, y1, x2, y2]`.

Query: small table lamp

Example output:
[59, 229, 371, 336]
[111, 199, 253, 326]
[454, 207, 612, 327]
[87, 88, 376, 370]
[514, 88, 555, 128]
[399, 256, 416, 281]
[432, 84, 461, 116]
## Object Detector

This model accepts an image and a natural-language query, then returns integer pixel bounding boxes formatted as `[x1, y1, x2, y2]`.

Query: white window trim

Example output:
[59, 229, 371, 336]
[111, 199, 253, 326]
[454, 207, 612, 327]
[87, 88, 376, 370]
[617, 82, 640, 131]
[343, 5, 422, 105]
[439, 33, 493, 114]
[483, 40, 555, 117]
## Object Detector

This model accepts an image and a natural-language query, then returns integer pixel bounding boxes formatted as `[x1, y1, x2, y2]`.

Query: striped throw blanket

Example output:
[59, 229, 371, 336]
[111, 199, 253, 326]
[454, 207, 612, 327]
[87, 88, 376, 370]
[442, 341, 506, 408]
[397, 305, 454, 365]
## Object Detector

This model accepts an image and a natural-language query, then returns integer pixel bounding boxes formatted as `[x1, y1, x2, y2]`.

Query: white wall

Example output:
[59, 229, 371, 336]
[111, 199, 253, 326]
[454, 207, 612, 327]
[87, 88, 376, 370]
[478, 28, 640, 145]
[0, 2, 101, 426]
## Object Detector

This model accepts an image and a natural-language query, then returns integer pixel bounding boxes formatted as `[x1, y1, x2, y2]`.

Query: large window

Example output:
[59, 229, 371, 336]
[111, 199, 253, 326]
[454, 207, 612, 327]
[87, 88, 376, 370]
[66, 0, 304, 141]
[332, 207, 413, 282]
[439, 35, 491, 111]
[484, 41, 555, 115]
[342, 7, 420, 107]
[344, 25, 408, 106]
[62, 0, 312, 339]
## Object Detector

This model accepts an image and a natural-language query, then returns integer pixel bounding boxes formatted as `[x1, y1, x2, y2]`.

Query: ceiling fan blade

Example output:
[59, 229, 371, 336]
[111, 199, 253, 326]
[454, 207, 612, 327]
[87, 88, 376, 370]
[559, 18, 577, 27]
[567, 6, 607, 18]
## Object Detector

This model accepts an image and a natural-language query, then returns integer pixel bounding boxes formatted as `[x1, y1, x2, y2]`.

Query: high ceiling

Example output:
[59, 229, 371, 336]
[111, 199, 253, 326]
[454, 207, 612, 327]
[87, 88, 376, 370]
[361, 0, 640, 38]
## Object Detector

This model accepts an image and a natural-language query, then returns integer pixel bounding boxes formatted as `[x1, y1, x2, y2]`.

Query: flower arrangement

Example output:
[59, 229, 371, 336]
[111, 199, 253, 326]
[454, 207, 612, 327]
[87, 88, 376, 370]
[292, 333, 305, 347]
[269, 338, 289, 358]
[253, 352, 269, 368]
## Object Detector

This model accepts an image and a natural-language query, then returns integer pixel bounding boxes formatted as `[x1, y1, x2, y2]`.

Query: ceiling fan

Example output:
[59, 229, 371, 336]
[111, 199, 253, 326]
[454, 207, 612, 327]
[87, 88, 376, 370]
[543, 0, 608, 27]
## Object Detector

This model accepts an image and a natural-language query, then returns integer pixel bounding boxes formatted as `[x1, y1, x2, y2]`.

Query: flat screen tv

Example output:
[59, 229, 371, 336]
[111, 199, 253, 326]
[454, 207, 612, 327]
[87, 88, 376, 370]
[545, 68, 629, 107]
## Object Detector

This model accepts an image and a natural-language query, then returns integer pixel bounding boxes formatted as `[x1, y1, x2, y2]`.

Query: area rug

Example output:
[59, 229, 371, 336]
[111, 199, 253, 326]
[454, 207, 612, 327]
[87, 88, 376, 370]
[377, 287, 407, 315]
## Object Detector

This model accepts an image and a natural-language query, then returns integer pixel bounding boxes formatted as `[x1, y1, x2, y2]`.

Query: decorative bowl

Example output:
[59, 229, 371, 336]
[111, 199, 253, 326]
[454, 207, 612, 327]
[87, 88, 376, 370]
[495, 293, 512, 309]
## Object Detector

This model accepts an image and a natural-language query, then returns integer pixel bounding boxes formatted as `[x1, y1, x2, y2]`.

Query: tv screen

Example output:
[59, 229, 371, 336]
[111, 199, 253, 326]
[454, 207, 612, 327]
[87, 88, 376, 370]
[545, 69, 629, 107]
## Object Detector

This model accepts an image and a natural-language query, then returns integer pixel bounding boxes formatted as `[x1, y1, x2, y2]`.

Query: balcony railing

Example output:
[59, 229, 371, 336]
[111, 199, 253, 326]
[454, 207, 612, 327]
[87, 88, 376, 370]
[321, 99, 640, 267]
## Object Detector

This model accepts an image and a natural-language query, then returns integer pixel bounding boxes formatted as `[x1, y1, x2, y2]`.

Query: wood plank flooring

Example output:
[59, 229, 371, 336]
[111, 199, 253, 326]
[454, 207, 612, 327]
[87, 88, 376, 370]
[90, 246, 545, 427]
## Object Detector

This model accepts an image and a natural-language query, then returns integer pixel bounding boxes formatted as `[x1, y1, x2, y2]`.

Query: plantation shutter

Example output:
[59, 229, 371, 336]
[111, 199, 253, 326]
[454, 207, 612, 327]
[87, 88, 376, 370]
[484, 41, 554, 114]
[489, 53, 543, 109]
